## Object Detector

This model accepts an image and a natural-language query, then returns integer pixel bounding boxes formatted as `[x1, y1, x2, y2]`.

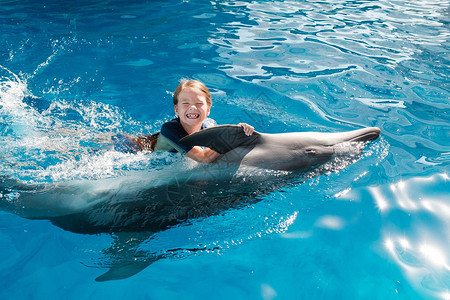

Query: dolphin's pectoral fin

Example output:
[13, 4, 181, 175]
[180, 125, 260, 154]
[95, 260, 152, 282]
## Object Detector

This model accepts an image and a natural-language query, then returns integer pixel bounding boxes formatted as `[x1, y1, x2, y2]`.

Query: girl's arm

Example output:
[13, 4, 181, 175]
[184, 123, 254, 163]
[185, 146, 221, 163]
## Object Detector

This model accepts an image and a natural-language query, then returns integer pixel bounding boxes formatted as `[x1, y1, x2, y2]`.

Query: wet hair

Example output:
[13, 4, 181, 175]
[173, 79, 212, 107]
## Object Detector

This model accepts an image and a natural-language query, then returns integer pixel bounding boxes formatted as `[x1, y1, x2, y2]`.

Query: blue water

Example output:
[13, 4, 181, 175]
[0, 0, 449, 299]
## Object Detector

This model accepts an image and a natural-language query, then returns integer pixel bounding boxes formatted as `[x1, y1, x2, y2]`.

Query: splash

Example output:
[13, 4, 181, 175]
[0, 66, 166, 183]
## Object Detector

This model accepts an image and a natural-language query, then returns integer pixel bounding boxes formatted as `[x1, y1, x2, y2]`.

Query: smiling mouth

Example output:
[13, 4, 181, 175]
[186, 113, 200, 119]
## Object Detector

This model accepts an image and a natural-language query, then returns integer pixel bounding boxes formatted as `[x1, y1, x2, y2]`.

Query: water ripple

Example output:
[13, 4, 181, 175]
[210, 0, 449, 180]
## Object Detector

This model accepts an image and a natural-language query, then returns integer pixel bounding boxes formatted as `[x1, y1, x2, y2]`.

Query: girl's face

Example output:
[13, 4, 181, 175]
[175, 87, 211, 130]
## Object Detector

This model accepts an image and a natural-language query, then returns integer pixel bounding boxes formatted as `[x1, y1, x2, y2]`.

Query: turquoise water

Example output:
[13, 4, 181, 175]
[0, 0, 449, 299]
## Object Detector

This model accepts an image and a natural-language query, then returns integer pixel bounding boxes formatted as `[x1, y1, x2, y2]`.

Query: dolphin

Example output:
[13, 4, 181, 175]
[0, 125, 381, 281]
[0, 125, 382, 236]
[180, 125, 381, 171]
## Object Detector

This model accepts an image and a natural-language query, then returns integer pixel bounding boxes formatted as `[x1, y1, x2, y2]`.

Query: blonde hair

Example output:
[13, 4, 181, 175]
[173, 79, 212, 107]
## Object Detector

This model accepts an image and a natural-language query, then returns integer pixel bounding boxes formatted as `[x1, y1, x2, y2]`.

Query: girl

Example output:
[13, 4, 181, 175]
[154, 79, 254, 163]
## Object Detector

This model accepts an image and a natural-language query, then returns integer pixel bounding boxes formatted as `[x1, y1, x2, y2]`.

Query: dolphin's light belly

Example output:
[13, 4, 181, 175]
[220, 144, 334, 171]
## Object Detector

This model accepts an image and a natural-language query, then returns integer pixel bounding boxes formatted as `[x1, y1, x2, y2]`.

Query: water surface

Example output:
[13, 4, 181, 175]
[0, 0, 449, 299]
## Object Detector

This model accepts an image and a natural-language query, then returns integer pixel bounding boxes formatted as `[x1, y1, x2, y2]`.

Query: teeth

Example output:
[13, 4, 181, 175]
[187, 114, 199, 118]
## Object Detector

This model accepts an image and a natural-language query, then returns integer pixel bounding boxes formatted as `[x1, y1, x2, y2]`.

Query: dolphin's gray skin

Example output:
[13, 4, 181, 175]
[0, 126, 381, 281]
[181, 125, 381, 171]
[0, 169, 300, 281]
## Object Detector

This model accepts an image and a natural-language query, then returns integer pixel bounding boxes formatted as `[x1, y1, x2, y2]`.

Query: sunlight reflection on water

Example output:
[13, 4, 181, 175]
[331, 172, 449, 298]
[374, 173, 450, 298]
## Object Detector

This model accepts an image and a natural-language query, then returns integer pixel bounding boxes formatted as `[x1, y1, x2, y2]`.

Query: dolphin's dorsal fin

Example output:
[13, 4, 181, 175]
[180, 125, 260, 154]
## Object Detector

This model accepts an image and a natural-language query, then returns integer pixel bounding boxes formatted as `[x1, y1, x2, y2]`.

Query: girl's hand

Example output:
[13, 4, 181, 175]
[238, 123, 254, 136]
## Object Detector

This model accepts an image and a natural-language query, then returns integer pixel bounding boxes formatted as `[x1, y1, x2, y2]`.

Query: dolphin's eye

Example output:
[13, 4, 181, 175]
[306, 149, 317, 155]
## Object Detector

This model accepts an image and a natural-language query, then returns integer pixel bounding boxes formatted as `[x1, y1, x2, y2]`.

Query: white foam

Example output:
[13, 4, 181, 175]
[0, 67, 162, 184]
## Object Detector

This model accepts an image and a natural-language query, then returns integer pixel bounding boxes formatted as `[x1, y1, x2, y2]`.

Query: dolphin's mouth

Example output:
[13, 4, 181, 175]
[349, 130, 380, 142]
[186, 113, 200, 119]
